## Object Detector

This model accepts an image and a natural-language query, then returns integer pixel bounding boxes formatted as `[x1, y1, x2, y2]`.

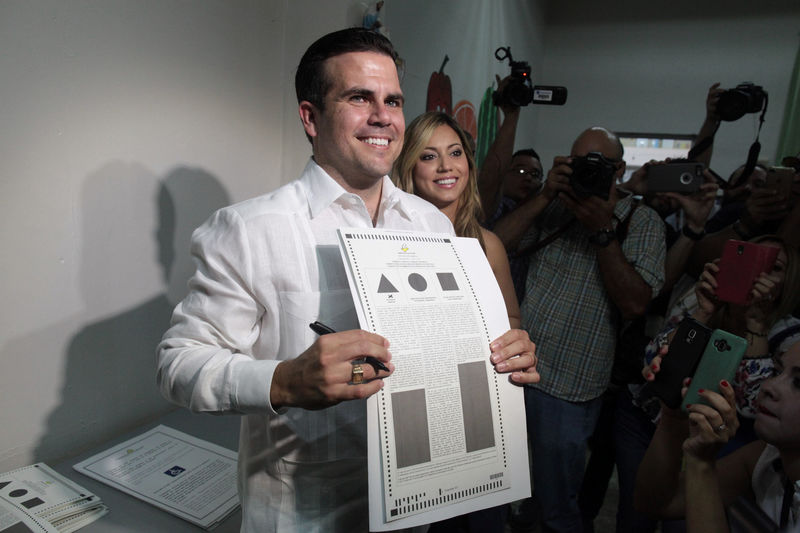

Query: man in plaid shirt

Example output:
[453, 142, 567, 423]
[513, 127, 666, 532]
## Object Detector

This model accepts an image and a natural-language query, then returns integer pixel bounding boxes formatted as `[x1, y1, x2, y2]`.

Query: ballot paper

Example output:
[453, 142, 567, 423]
[0, 463, 107, 532]
[337, 228, 531, 531]
[73, 425, 238, 530]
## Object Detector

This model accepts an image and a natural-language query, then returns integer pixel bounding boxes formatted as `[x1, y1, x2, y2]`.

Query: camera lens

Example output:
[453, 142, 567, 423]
[680, 173, 693, 185]
[714, 339, 731, 352]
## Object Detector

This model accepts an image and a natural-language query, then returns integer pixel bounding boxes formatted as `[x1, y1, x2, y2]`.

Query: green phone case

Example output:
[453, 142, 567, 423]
[681, 329, 747, 412]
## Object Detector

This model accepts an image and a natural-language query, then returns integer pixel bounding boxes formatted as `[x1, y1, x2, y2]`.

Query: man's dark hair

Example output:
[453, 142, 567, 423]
[512, 148, 540, 162]
[295, 27, 398, 111]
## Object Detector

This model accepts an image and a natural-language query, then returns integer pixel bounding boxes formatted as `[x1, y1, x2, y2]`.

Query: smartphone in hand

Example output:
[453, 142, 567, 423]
[647, 161, 705, 194]
[642, 317, 712, 409]
[763, 166, 794, 198]
[715, 240, 779, 306]
[681, 329, 747, 412]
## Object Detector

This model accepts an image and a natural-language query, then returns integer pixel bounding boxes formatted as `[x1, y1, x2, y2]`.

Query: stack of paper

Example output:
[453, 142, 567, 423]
[0, 463, 107, 532]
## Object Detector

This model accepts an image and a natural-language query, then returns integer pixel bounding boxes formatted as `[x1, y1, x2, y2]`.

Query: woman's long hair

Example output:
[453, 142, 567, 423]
[393, 111, 485, 250]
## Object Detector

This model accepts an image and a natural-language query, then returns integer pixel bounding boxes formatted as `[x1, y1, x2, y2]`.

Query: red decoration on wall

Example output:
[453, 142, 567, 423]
[426, 55, 452, 115]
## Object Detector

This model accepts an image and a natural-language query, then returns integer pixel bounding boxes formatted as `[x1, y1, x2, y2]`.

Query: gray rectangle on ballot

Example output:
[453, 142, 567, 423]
[458, 361, 495, 452]
[391, 388, 431, 468]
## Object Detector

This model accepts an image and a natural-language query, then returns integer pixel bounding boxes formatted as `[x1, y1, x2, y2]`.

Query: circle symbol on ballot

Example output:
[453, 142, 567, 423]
[408, 273, 427, 292]
[9, 489, 27, 498]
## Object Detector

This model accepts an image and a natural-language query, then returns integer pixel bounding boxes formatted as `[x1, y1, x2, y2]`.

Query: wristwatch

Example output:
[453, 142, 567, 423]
[682, 225, 706, 241]
[588, 228, 617, 247]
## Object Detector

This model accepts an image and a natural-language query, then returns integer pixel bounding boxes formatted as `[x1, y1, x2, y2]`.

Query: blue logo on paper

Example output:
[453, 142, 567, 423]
[164, 466, 185, 477]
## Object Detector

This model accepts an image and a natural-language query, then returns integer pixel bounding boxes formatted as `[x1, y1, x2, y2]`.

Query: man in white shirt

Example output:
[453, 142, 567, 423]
[157, 28, 538, 532]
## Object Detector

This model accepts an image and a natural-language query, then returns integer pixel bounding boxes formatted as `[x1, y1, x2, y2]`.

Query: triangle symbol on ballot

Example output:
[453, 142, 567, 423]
[378, 274, 399, 293]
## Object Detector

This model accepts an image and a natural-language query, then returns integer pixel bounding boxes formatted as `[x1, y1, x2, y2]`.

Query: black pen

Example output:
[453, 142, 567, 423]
[308, 321, 390, 373]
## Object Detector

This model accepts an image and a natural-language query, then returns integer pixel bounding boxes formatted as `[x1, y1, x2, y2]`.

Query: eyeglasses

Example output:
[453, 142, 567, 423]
[513, 168, 543, 179]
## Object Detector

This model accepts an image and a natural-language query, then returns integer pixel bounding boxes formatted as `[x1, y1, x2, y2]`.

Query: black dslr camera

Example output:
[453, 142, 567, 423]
[717, 82, 767, 122]
[569, 152, 618, 200]
[492, 46, 567, 107]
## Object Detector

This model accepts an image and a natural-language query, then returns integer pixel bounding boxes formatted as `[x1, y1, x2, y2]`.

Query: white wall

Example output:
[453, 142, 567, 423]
[533, 0, 800, 178]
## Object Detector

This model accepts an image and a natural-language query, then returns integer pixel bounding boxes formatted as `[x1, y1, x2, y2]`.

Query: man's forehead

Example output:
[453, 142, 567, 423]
[323, 51, 401, 87]
[512, 155, 541, 168]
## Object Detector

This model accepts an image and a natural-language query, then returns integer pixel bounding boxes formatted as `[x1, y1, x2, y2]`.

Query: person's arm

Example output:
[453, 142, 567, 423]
[482, 228, 520, 329]
[635, 406, 690, 518]
[661, 177, 719, 291]
[157, 209, 393, 415]
[492, 193, 550, 251]
[478, 76, 520, 219]
[561, 185, 664, 320]
[689, 83, 724, 167]
[635, 369, 758, 522]
[492, 156, 571, 251]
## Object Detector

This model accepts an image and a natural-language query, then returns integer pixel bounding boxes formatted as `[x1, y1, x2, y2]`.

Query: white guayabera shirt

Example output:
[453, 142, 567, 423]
[157, 159, 453, 533]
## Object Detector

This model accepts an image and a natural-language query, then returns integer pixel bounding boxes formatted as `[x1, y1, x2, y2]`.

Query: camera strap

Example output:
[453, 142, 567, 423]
[741, 96, 768, 181]
[514, 219, 575, 258]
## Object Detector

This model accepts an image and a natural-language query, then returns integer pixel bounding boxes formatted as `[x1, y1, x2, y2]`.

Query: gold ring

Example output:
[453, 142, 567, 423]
[351, 363, 364, 385]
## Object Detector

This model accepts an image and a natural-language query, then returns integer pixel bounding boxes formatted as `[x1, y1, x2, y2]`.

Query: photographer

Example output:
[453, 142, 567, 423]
[515, 127, 666, 532]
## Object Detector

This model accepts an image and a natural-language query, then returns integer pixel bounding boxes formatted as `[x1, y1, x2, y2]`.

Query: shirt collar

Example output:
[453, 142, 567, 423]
[300, 158, 411, 221]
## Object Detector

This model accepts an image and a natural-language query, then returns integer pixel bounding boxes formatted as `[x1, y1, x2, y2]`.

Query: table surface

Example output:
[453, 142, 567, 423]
[52, 409, 242, 532]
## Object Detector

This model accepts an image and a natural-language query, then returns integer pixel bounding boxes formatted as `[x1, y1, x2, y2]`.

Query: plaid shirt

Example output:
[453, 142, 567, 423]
[520, 195, 666, 402]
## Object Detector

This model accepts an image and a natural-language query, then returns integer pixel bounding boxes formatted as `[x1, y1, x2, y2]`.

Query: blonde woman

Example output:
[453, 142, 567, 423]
[394, 111, 521, 329]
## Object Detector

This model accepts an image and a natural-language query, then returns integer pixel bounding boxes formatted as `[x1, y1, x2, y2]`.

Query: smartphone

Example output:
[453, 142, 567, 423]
[681, 329, 746, 412]
[647, 161, 705, 193]
[643, 317, 712, 409]
[764, 166, 794, 198]
[715, 240, 780, 306]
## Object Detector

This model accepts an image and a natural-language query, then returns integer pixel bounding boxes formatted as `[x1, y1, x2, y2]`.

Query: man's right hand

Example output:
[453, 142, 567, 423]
[542, 155, 573, 201]
[270, 330, 393, 410]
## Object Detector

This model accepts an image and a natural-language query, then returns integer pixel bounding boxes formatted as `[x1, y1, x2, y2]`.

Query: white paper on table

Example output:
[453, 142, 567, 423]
[337, 228, 530, 531]
[73, 425, 239, 530]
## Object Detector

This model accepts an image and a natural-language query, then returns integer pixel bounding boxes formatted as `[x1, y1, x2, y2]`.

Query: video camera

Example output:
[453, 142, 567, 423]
[492, 46, 567, 107]
[717, 82, 767, 122]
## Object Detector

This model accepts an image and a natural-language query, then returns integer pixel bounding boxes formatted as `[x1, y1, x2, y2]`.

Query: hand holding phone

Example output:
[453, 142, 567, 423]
[681, 329, 747, 412]
[715, 240, 779, 306]
[763, 166, 794, 198]
[642, 318, 712, 409]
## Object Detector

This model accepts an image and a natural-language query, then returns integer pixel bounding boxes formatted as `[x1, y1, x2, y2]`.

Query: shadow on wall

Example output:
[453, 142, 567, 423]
[33, 162, 230, 463]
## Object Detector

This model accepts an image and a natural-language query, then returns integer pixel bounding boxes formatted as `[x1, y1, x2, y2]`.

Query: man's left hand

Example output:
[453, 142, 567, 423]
[489, 329, 539, 384]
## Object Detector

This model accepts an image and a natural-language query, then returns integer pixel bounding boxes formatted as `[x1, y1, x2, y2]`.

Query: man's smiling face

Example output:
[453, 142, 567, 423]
[303, 51, 405, 191]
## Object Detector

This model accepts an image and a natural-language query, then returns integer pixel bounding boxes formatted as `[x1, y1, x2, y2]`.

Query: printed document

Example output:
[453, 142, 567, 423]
[73, 425, 238, 530]
[337, 228, 530, 530]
